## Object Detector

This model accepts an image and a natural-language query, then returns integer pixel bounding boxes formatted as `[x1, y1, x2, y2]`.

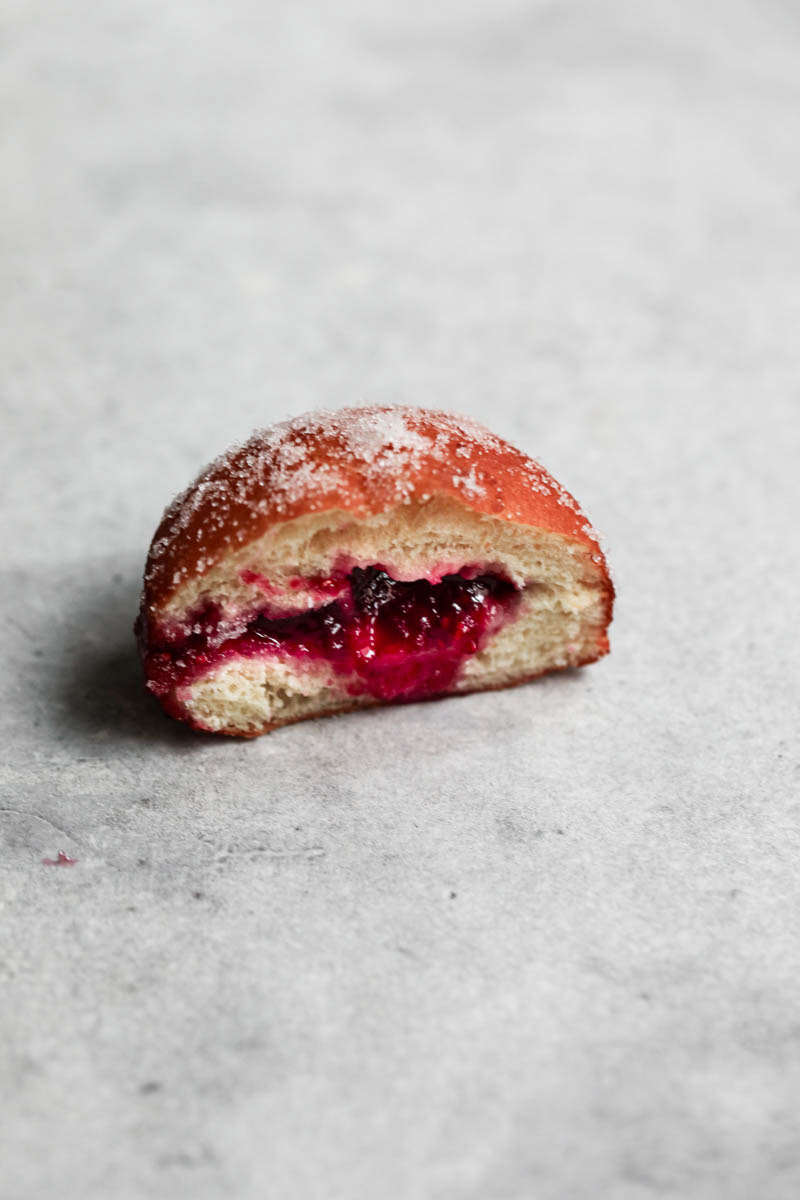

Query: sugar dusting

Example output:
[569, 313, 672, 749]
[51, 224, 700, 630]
[144, 406, 598, 601]
[339, 408, 429, 464]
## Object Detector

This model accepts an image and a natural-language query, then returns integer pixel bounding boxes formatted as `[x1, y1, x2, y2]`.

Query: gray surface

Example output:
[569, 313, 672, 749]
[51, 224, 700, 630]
[2, 0, 800, 1197]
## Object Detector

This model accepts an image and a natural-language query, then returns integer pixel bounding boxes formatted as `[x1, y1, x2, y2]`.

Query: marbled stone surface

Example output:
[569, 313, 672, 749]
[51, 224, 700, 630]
[2, 1, 799, 1196]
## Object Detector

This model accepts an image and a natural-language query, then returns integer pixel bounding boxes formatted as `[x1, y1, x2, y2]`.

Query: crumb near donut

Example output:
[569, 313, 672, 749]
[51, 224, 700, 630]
[42, 851, 77, 867]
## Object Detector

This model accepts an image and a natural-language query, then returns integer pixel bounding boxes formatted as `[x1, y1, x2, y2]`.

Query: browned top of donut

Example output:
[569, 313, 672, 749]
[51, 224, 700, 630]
[143, 406, 605, 611]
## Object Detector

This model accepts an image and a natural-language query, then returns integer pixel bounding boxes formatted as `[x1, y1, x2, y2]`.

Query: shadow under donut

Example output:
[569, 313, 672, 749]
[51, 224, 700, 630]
[10, 558, 209, 751]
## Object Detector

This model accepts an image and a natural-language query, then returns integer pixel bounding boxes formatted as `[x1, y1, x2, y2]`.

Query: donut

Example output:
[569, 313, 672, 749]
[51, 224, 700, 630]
[135, 406, 614, 736]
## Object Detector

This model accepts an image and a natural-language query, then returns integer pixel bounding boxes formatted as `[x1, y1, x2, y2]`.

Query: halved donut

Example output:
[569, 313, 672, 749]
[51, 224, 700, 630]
[135, 406, 614, 735]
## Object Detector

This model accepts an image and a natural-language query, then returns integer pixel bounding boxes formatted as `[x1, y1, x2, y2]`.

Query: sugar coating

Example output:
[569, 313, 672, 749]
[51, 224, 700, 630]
[144, 405, 598, 597]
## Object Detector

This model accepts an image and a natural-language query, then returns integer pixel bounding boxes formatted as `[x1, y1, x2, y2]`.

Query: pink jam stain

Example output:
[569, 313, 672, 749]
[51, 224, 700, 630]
[240, 568, 289, 596]
[143, 566, 519, 715]
[301, 573, 347, 596]
[42, 850, 77, 867]
[243, 569, 347, 603]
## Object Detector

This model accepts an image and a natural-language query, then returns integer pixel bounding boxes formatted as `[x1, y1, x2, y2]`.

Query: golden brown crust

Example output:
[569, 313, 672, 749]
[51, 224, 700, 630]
[142, 406, 607, 617]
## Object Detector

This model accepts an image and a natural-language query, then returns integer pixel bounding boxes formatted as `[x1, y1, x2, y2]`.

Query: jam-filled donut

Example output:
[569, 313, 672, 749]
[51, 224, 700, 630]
[135, 406, 614, 736]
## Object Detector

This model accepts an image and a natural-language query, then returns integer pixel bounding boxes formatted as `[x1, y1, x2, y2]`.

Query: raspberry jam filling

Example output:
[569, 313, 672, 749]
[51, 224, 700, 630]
[143, 566, 519, 708]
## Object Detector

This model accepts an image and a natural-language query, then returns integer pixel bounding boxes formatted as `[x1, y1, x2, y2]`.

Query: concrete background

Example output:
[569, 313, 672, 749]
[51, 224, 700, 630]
[2, 1, 799, 1197]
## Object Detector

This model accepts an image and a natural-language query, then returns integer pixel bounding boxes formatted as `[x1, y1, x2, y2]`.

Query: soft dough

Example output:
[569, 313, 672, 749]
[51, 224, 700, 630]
[135, 406, 614, 735]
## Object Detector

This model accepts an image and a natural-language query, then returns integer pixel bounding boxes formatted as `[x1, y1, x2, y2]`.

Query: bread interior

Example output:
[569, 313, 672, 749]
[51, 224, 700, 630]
[155, 497, 609, 734]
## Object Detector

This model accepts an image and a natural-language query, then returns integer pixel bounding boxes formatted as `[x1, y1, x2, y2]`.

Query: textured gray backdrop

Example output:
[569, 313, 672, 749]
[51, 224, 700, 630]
[2, 1, 799, 1197]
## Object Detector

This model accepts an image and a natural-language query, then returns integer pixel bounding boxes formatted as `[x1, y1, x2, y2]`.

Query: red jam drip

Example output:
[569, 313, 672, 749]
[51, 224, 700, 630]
[42, 851, 77, 867]
[143, 566, 519, 710]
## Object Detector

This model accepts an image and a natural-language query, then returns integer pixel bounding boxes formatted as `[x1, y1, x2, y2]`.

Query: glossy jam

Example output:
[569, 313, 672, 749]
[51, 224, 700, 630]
[143, 566, 518, 711]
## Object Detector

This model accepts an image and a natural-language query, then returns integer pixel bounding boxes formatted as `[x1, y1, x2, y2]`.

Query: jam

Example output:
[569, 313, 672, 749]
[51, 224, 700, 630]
[142, 566, 519, 711]
[42, 851, 77, 867]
